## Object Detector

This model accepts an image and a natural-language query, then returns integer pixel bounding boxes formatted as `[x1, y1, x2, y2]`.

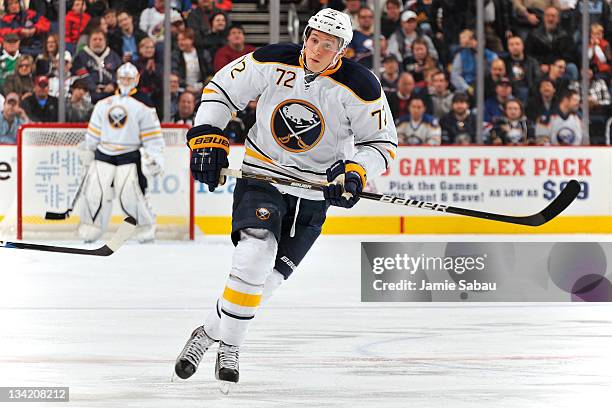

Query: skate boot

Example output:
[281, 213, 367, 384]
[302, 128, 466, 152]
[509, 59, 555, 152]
[175, 326, 217, 379]
[215, 341, 239, 394]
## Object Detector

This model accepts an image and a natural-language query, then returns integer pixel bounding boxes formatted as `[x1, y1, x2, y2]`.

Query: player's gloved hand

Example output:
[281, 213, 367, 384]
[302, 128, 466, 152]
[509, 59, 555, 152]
[78, 141, 94, 166]
[143, 155, 163, 177]
[322, 160, 366, 208]
[186, 124, 229, 192]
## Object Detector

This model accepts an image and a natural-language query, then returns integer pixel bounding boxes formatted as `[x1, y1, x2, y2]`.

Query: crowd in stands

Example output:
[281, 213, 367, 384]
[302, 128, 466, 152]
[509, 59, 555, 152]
[0, 0, 610, 146]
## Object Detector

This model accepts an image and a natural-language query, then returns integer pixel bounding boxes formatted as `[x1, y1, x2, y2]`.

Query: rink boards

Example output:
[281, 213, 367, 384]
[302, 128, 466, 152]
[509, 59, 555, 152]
[1, 144, 610, 235]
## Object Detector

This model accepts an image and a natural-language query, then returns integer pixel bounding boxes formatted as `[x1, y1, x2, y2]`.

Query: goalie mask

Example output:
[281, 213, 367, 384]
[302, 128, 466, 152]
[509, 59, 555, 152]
[117, 62, 139, 96]
[302, 9, 353, 72]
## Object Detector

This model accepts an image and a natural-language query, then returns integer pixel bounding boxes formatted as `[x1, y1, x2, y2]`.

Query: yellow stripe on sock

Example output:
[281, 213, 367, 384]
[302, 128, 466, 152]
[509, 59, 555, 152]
[223, 286, 262, 307]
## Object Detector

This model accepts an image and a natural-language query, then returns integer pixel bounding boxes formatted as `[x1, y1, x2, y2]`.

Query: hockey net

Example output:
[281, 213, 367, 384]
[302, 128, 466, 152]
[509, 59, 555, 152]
[0, 123, 194, 241]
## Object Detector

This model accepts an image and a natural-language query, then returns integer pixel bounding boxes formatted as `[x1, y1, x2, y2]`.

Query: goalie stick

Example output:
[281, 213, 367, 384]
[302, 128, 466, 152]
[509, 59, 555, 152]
[44, 172, 88, 220]
[0, 217, 136, 256]
[220, 169, 580, 227]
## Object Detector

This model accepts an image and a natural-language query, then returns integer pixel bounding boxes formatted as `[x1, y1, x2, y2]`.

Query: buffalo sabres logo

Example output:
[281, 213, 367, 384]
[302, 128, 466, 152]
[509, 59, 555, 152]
[271, 99, 324, 153]
[556, 126, 576, 145]
[256, 207, 271, 221]
[107, 105, 128, 129]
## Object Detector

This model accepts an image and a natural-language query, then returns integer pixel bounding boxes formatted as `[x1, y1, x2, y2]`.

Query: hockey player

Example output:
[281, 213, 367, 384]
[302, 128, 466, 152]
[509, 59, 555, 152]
[175, 8, 397, 391]
[78, 62, 164, 243]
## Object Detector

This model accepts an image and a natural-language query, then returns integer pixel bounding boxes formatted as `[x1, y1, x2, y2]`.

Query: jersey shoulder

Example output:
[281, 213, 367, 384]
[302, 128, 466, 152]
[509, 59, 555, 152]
[130, 91, 155, 108]
[252, 43, 301, 67]
[328, 59, 381, 102]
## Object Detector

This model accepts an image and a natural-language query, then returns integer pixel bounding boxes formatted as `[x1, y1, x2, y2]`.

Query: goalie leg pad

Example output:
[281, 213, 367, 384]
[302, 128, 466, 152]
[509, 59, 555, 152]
[219, 228, 277, 346]
[78, 160, 115, 241]
[114, 163, 156, 227]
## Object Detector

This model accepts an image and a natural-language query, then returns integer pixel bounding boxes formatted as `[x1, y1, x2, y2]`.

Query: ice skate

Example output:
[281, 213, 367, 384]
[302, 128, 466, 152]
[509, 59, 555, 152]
[215, 341, 239, 394]
[174, 326, 217, 379]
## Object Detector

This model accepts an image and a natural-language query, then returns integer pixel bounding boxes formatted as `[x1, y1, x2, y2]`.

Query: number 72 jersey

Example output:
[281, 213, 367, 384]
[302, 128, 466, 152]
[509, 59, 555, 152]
[196, 43, 398, 199]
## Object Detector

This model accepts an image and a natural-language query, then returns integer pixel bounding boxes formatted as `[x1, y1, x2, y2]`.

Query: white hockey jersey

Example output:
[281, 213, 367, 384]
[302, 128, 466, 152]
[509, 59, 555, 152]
[85, 91, 165, 166]
[535, 111, 584, 146]
[194, 43, 398, 200]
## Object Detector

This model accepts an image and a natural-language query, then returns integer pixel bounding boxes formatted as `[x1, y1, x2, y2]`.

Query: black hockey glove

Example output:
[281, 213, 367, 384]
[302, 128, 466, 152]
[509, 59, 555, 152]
[322, 160, 366, 208]
[186, 124, 229, 192]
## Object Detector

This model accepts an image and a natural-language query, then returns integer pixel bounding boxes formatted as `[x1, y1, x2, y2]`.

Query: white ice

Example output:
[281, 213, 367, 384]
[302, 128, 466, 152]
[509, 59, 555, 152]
[1, 235, 611, 407]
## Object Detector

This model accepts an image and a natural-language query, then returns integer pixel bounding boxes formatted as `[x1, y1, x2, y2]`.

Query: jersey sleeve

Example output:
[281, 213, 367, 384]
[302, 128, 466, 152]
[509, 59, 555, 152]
[344, 84, 397, 179]
[85, 102, 104, 151]
[194, 52, 268, 130]
[139, 106, 165, 167]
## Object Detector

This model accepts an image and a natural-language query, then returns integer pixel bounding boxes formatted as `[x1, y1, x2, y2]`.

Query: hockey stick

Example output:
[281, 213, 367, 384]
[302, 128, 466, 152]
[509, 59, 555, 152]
[45, 172, 88, 220]
[0, 217, 137, 256]
[220, 169, 581, 227]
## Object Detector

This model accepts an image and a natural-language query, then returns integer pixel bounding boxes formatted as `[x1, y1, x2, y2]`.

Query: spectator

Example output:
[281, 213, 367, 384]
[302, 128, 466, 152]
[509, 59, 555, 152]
[21, 75, 58, 122]
[172, 28, 213, 93]
[484, 59, 507, 99]
[573, 0, 611, 41]
[484, 77, 514, 123]
[212, 0, 232, 12]
[0, 33, 20, 88]
[213, 24, 255, 73]
[27, 0, 59, 28]
[76, 16, 109, 53]
[410, 0, 445, 41]
[65, 80, 94, 123]
[427, 71, 453, 119]
[202, 11, 228, 56]
[48, 52, 75, 98]
[526, 78, 558, 123]
[66, 0, 91, 51]
[451, 29, 498, 95]
[109, 10, 148, 63]
[135, 37, 162, 104]
[536, 89, 583, 145]
[72, 29, 122, 102]
[388, 10, 439, 65]
[187, 0, 225, 49]
[381, 0, 402, 39]
[103, 8, 118, 35]
[403, 37, 439, 89]
[512, 0, 550, 38]
[386, 72, 421, 119]
[587, 68, 611, 144]
[396, 96, 441, 145]
[173, 91, 196, 126]
[440, 92, 478, 144]
[477, 0, 513, 53]
[545, 58, 573, 93]
[503, 36, 541, 103]
[526, 7, 576, 71]
[343, 0, 362, 30]
[85, 0, 108, 17]
[380, 54, 400, 94]
[155, 72, 181, 119]
[3, 54, 34, 97]
[0, 0, 50, 56]
[489, 100, 535, 145]
[139, 0, 182, 43]
[0, 92, 28, 144]
[589, 23, 611, 77]
[347, 7, 375, 61]
[35, 33, 59, 77]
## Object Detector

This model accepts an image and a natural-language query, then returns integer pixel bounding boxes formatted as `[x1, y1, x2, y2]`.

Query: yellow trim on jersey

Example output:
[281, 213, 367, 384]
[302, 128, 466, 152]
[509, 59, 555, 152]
[140, 130, 162, 139]
[202, 88, 219, 95]
[114, 88, 138, 96]
[87, 126, 101, 135]
[386, 148, 396, 159]
[245, 148, 274, 164]
[346, 162, 367, 186]
[223, 286, 262, 307]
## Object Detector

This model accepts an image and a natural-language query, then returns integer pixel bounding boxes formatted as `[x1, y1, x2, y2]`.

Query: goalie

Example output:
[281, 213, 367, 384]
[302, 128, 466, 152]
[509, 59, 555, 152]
[78, 62, 164, 243]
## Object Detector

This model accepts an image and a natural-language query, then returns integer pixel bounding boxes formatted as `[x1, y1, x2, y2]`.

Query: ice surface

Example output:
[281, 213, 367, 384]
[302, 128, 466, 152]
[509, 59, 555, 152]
[1, 235, 611, 407]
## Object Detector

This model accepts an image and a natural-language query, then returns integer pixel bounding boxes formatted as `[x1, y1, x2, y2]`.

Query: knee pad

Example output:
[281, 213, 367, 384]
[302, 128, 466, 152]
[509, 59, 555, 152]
[261, 269, 285, 304]
[231, 228, 278, 286]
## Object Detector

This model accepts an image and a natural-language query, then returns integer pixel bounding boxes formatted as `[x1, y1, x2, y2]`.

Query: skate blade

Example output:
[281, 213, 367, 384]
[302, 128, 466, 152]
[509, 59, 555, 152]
[218, 381, 234, 395]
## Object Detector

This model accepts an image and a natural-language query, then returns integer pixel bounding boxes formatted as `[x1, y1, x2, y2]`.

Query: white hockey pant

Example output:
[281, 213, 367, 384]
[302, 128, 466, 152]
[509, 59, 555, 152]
[203, 228, 285, 346]
[78, 161, 155, 241]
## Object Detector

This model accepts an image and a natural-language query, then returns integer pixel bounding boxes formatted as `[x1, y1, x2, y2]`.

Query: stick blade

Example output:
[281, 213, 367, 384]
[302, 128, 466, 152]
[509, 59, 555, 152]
[45, 211, 70, 220]
[535, 179, 581, 225]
